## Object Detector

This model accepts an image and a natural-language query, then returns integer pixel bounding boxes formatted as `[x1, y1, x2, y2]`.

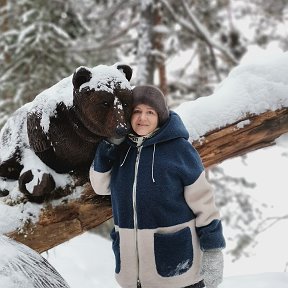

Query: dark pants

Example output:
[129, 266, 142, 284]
[137, 279, 205, 288]
[184, 280, 205, 288]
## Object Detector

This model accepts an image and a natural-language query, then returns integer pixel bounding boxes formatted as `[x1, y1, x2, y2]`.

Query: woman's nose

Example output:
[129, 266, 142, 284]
[139, 112, 146, 120]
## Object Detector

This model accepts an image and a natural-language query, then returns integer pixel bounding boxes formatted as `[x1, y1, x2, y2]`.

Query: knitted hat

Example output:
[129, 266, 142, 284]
[132, 85, 169, 126]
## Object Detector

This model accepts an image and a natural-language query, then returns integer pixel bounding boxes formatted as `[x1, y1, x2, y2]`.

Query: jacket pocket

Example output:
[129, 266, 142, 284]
[154, 227, 193, 277]
[110, 228, 121, 274]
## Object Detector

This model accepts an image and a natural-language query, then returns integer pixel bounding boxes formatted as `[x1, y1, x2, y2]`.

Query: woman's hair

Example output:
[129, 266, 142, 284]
[132, 85, 169, 125]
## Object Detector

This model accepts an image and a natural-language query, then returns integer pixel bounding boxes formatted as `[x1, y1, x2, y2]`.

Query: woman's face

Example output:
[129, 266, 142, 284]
[131, 104, 159, 136]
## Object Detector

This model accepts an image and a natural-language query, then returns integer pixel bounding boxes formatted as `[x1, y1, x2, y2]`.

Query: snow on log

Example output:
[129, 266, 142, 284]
[6, 184, 113, 253]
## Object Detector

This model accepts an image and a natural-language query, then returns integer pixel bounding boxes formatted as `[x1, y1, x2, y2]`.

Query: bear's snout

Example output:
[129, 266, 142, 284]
[115, 124, 130, 137]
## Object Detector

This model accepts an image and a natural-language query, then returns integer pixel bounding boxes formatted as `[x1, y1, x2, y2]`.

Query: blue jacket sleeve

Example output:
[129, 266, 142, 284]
[196, 219, 226, 251]
[180, 140, 226, 251]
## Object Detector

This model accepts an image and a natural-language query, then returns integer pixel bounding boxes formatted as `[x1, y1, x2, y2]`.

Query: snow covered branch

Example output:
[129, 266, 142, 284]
[193, 108, 288, 167]
[160, 0, 238, 65]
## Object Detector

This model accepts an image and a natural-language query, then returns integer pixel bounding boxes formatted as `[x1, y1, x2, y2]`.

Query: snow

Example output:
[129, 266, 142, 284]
[1, 47, 288, 287]
[0, 235, 69, 287]
[0, 104, 30, 160]
[43, 233, 118, 288]
[43, 231, 288, 288]
[175, 47, 288, 141]
[80, 64, 131, 93]
[276, 133, 288, 148]
[220, 273, 288, 287]
[236, 119, 250, 129]
[0, 201, 40, 234]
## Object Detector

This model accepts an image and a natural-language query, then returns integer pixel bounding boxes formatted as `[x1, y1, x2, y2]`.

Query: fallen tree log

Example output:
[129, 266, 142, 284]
[194, 108, 288, 167]
[7, 184, 113, 253]
[6, 107, 288, 253]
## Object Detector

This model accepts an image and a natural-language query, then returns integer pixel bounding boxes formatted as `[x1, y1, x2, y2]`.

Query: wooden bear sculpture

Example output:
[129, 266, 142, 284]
[0, 63, 133, 202]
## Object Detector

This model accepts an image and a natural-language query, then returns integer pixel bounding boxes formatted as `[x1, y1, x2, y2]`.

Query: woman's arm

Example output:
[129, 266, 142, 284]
[178, 140, 225, 251]
[184, 171, 225, 251]
[89, 140, 120, 195]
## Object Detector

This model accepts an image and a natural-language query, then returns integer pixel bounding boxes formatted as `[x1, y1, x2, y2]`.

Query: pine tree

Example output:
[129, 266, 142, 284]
[0, 0, 88, 126]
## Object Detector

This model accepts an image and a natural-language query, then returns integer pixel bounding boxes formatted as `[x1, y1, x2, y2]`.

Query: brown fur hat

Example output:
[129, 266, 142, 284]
[132, 85, 169, 126]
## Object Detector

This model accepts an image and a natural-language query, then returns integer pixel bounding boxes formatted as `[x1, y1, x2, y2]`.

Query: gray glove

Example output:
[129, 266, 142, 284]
[201, 250, 224, 288]
[107, 136, 125, 145]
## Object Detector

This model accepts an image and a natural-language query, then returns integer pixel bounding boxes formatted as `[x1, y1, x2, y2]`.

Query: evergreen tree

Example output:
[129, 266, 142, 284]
[0, 0, 88, 126]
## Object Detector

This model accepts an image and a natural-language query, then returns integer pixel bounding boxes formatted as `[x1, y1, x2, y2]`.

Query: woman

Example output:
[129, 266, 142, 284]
[90, 85, 225, 288]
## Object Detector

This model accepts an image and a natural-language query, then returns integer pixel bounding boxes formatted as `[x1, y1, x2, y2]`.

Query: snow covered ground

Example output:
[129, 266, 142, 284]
[43, 144, 288, 288]
[43, 231, 288, 287]
[221, 273, 288, 288]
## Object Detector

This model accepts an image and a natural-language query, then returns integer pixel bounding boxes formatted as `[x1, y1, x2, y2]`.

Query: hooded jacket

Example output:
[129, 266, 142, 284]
[90, 111, 225, 288]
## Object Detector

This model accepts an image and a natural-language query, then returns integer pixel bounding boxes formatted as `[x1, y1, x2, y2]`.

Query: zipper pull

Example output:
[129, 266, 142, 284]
[137, 279, 141, 288]
[136, 146, 142, 156]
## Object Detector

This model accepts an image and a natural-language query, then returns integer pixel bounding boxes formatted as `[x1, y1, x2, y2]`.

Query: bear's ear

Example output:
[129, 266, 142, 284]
[72, 67, 92, 90]
[116, 64, 133, 82]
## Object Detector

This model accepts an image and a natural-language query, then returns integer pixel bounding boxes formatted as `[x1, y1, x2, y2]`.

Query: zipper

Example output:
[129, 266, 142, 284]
[132, 146, 142, 286]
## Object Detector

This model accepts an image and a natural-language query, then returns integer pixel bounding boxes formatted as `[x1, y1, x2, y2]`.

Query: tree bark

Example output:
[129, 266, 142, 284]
[154, 4, 168, 96]
[136, 0, 156, 84]
[193, 108, 288, 167]
[6, 107, 288, 252]
[7, 184, 113, 253]
[0, 0, 10, 64]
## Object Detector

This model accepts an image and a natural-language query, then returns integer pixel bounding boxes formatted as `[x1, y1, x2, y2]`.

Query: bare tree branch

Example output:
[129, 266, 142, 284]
[161, 0, 238, 65]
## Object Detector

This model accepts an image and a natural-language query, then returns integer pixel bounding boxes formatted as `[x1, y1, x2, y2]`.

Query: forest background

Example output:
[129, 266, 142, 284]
[1, 0, 288, 283]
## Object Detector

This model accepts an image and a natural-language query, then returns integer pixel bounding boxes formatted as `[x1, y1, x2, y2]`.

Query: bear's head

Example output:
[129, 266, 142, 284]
[72, 63, 133, 139]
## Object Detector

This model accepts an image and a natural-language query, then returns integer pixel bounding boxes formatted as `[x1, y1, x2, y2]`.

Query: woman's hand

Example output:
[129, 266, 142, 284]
[107, 137, 125, 145]
[201, 249, 224, 288]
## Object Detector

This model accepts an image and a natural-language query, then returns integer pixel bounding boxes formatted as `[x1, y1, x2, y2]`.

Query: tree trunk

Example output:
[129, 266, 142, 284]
[154, 4, 168, 95]
[136, 0, 156, 84]
[6, 107, 288, 252]
[0, 0, 10, 64]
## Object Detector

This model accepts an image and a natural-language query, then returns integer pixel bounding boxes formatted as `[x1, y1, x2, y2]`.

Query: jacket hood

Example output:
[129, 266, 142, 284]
[127, 111, 189, 147]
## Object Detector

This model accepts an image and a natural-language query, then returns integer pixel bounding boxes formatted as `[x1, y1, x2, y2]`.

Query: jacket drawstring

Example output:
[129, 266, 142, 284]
[121, 144, 156, 183]
[120, 146, 131, 167]
[152, 144, 156, 183]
